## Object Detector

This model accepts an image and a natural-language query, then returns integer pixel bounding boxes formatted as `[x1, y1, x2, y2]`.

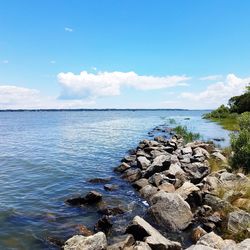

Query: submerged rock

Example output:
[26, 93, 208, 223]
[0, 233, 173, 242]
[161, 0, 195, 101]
[126, 216, 181, 250]
[104, 184, 119, 191]
[64, 232, 107, 250]
[98, 206, 125, 216]
[94, 216, 113, 234]
[88, 177, 112, 184]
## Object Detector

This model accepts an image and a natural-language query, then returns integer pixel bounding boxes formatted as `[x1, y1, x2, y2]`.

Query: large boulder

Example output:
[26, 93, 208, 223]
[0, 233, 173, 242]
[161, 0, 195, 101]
[126, 216, 181, 250]
[227, 210, 250, 233]
[183, 162, 210, 183]
[148, 191, 193, 231]
[143, 155, 171, 178]
[139, 185, 158, 201]
[64, 232, 107, 250]
[186, 245, 216, 250]
[107, 234, 135, 250]
[132, 178, 149, 190]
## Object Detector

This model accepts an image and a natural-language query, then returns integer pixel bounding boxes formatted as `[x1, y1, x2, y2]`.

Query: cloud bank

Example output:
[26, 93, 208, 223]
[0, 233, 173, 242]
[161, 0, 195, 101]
[57, 71, 190, 99]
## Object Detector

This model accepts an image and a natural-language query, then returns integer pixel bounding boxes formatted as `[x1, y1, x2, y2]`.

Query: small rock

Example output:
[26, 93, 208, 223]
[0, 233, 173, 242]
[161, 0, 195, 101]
[66, 191, 102, 206]
[175, 182, 200, 200]
[192, 226, 207, 243]
[64, 232, 107, 250]
[104, 184, 119, 191]
[94, 216, 112, 234]
[137, 156, 151, 170]
[196, 232, 225, 249]
[211, 152, 227, 162]
[114, 162, 131, 173]
[139, 185, 158, 201]
[132, 178, 149, 190]
[77, 224, 93, 236]
[227, 210, 250, 233]
[182, 146, 193, 155]
[88, 177, 112, 184]
[158, 182, 175, 193]
[98, 206, 125, 216]
[122, 168, 142, 182]
[107, 234, 135, 250]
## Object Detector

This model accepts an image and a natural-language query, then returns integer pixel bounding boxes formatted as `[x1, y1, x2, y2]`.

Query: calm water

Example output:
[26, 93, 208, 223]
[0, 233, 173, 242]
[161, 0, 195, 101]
[0, 110, 230, 249]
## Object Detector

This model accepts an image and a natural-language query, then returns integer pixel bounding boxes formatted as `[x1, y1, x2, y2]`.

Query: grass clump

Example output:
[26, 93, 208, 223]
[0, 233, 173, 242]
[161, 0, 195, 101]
[208, 158, 226, 172]
[173, 125, 200, 143]
[168, 118, 176, 124]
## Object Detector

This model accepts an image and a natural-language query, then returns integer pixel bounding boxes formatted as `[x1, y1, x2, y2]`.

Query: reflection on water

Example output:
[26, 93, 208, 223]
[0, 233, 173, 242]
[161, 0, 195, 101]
[0, 110, 230, 249]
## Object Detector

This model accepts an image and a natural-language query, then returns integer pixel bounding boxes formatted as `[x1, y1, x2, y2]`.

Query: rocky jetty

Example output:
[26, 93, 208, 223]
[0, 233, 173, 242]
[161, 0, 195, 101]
[62, 128, 250, 249]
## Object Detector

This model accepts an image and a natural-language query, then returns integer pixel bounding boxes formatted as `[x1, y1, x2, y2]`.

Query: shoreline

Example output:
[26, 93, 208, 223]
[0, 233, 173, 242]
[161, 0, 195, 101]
[55, 125, 249, 249]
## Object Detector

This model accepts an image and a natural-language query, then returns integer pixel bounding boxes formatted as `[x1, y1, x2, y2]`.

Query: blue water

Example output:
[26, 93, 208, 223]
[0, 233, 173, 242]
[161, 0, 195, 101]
[0, 110, 230, 249]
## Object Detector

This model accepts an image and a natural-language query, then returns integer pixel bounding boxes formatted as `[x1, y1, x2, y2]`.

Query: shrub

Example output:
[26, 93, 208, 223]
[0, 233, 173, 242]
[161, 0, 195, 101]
[203, 105, 230, 119]
[173, 125, 200, 143]
[230, 112, 250, 172]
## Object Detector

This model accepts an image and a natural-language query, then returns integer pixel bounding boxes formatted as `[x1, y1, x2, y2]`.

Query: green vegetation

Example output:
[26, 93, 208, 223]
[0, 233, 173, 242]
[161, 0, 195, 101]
[230, 112, 250, 173]
[173, 125, 200, 143]
[203, 84, 250, 131]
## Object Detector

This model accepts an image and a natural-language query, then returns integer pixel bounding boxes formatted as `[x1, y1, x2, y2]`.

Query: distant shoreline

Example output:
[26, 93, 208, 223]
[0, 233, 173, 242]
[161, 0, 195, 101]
[0, 108, 212, 112]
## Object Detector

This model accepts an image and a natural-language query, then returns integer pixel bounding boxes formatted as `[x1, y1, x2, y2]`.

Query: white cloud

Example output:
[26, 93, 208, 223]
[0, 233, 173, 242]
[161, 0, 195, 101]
[57, 70, 190, 99]
[50, 60, 56, 64]
[2, 60, 9, 64]
[199, 75, 222, 81]
[179, 74, 250, 108]
[64, 27, 73, 32]
[0, 85, 94, 109]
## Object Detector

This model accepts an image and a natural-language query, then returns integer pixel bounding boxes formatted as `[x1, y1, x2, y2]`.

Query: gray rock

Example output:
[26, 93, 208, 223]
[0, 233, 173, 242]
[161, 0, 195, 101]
[228, 210, 250, 233]
[158, 182, 175, 193]
[181, 146, 193, 155]
[212, 152, 227, 162]
[183, 162, 210, 183]
[165, 163, 185, 176]
[186, 245, 217, 250]
[139, 185, 158, 201]
[107, 234, 134, 250]
[133, 241, 152, 250]
[137, 156, 151, 170]
[64, 232, 107, 250]
[148, 192, 193, 231]
[115, 162, 131, 173]
[196, 232, 225, 249]
[143, 155, 171, 178]
[204, 194, 234, 212]
[132, 178, 149, 190]
[126, 216, 181, 250]
[148, 173, 169, 187]
[175, 181, 200, 200]
[235, 239, 250, 250]
[122, 168, 142, 182]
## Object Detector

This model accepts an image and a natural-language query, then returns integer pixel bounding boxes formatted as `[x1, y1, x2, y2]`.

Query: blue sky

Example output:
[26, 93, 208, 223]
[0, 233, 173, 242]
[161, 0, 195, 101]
[0, 0, 250, 109]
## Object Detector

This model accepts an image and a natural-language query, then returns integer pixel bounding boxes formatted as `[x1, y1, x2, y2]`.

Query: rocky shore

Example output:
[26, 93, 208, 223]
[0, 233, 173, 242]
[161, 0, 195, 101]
[60, 126, 250, 250]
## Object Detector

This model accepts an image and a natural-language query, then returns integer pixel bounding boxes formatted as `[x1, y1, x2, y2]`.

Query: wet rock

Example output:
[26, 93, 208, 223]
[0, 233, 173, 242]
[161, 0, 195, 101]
[133, 241, 152, 250]
[137, 156, 151, 170]
[104, 184, 119, 191]
[143, 155, 171, 178]
[98, 206, 125, 216]
[126, 216, 181, 250]
[175, 181, 200, 200]
[64, 232, 107, 250]
[121, 155, 137, 164]
[227, 210, 250, 233]
[107, 234, 135, 250]
[148, 191, 193, 231]
[158, 182, 175, 193]
[66, 191, 102, 206]
[196, 232, 225, 249]
[137, 150, 151, 159]
[132, 178, 149, 190]
[139, 185, 158, 201]
[192, 226, 207, 243]
[122, 168, 142, 182]
[88, 177, 112, 184]
[115, 162, 131, 173]
[85, 191, 103, 204]
[47, 236, 64, 248]
[77, 224, 94, 236]
[94, 216, 113, 234]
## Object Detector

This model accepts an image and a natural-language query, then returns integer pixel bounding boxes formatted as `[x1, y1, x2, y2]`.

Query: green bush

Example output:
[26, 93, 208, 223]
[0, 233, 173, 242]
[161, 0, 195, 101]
[173, 125, 200, 143]
[230, 112, 250, 172]
[203, 105, 230, 119]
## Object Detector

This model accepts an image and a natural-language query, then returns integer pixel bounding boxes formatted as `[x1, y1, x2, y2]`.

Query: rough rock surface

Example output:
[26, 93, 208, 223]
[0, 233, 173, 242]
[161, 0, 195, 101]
[64, 232, 107, 250]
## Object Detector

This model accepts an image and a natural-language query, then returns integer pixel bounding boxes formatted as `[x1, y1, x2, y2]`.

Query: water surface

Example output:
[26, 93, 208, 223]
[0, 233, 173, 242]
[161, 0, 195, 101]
[0, 110, 230, 249]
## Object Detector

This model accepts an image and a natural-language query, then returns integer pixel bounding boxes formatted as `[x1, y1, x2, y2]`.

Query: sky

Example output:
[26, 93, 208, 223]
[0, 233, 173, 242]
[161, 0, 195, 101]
[0, 0, 250, 109]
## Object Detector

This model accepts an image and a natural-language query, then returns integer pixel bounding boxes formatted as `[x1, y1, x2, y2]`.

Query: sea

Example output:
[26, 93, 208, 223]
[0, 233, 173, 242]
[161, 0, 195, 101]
[0, 110, 230, 249]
